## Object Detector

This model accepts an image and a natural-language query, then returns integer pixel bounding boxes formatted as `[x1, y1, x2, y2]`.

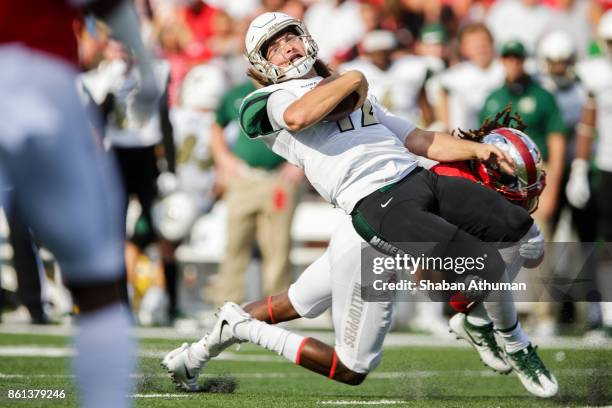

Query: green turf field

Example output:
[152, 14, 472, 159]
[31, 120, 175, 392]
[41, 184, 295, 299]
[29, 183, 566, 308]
[0, 332, 610, 407]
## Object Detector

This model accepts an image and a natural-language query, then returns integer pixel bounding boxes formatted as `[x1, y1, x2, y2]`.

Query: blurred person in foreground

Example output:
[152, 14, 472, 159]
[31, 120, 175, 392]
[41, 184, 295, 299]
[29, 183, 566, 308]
[0, 1, 160, 407]
[570, 10, 612, 337]
[210, 77, 303, 306]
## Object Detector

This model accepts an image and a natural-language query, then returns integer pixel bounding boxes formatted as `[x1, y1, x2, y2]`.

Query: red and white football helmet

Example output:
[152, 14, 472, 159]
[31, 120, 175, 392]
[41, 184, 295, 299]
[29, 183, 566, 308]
[472, 127, 546, 213]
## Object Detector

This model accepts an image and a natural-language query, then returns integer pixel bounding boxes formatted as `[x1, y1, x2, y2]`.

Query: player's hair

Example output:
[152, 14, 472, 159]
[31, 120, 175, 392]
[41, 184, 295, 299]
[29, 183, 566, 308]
[452, 103, 527, 142]
[458, 22, 493, 44]
[247, 59, 332, 87]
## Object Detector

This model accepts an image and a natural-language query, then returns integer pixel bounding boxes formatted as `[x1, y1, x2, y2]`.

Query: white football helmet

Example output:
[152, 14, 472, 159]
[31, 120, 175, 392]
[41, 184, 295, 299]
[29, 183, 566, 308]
[537, 30, 576, 88]
[245, 12, 318, 83]
[180, 64, 227, 110]
[598, 9, 612, 56]
[151, 191, 199, 242]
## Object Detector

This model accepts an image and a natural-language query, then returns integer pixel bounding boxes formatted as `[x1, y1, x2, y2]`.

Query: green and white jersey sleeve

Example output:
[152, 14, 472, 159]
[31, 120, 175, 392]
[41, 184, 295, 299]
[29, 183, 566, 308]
[239, 76, 418, 214]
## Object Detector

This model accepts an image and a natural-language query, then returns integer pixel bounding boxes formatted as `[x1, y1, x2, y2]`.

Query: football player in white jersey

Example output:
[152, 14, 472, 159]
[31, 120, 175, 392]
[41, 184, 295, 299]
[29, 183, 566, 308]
[161, 11, 555, 396]
[568, 10, 612, 336]
[152, 63, 225, 260]
[147, 63, 226, 323]
[339, 30, 440, 126]
[161, 117, 558, 397]
[236, 12, 533, 286]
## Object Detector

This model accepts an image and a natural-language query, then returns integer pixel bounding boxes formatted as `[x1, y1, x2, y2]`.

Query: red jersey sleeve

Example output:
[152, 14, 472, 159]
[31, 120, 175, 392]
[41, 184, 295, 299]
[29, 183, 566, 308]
[430, 161, 478, 183]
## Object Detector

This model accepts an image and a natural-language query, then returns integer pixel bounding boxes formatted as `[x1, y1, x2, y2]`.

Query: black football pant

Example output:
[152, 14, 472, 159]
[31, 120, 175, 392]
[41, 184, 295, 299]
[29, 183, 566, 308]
[351, 167, 534, 290]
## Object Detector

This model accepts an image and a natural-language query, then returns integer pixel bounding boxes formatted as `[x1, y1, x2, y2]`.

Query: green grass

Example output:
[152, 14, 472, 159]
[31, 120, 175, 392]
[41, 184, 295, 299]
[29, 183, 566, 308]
[0, 333, 610, 407]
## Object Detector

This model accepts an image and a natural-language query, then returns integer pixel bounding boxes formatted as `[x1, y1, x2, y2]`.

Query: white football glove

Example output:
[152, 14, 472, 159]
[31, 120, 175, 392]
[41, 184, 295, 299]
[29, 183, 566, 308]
[519, 223, 545, 260]
[565, 158, 590, 209]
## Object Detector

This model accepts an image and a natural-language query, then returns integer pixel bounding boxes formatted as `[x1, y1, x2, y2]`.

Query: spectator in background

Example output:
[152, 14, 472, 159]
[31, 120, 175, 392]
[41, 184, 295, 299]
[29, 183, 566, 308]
[304, 0, 366, 63]
[436, 23, 504, 131]
[341, 29, 438, 126]
[210, 80, 303, 306]
[415, 23, 450, 124]
[480, 40, 568, 335]
[386, 0, 456, 41]
[486, 0, 554, 55]
[156, 17, 198, 106]
[546, 0, 595, 59]
[180, 0, 218, 50]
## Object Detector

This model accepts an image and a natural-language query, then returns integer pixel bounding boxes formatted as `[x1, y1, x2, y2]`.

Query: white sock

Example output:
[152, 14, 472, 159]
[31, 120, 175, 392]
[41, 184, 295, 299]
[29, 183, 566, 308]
[497, 320, 530, 353]
[235, 319, 305, 363]
[466, 303, 492, 327]
[74, 302, 134, 408]
[483, 286, 519, 332]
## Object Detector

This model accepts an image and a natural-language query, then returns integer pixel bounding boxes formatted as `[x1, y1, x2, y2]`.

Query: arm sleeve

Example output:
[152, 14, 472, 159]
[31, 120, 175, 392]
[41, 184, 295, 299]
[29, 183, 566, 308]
[371, 96, 416, 144]
[266, 89, 298, 130]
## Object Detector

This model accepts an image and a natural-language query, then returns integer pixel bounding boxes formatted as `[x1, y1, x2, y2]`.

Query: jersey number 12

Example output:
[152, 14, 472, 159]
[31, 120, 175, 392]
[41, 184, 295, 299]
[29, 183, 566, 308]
[336, 99, 379, 132]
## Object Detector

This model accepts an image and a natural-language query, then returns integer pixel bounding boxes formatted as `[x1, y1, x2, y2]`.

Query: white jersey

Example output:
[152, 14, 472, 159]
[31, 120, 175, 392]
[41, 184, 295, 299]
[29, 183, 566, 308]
[81, 59, 170, 148]
[538, 76, 587, 162]
[341, 55, 442, 123]
[538, 75, 587, 163]
[577, 57, 612, 172]
[239, 76, 418, 213]
[486, 1, 553, 55]
[439, 60, 505, 130]
[170, 107, 216, 208]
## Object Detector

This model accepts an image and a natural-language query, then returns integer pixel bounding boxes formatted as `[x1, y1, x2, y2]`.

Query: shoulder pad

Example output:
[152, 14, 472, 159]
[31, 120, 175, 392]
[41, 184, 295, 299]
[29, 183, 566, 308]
[238, 89, 277, 139]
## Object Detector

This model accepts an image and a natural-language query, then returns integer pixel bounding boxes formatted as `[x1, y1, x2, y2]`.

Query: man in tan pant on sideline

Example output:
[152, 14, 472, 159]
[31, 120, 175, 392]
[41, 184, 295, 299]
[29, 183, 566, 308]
[211, 80, 303, 305]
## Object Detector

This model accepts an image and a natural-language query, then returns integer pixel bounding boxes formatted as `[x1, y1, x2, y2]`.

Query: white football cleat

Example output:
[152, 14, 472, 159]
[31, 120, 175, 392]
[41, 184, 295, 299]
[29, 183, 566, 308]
[506, 344, 559, 398]
[161, 302, 251, 391]
[206, 301, 252, 358]
[160, 343, 201, 392]
[449, 313, 512, 373]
